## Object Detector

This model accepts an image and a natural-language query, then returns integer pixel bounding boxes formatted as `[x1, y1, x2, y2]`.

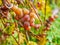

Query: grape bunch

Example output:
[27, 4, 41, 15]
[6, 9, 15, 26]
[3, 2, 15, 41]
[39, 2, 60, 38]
[44, 15, 58, 31]
[12, 5, 41, 30]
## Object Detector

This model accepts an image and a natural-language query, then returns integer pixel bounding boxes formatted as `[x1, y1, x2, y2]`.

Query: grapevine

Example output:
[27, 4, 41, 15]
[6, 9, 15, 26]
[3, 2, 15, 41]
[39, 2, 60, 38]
[0, 0, 60, 45]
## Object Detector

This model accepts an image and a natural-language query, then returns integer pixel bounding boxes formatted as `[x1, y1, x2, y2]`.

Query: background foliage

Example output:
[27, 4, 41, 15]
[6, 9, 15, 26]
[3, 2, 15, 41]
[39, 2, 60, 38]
[0, 0, 60, 45]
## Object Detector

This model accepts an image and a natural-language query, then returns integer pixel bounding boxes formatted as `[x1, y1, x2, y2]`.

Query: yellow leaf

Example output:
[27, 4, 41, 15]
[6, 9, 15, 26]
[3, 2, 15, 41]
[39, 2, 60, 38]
[38, 37, 47, 45]
[0, 0, 2, 5]
[27, 41, 37, 45]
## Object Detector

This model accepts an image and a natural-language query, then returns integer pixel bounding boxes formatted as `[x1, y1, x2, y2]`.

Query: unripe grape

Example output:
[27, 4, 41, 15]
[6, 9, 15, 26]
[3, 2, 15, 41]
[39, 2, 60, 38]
[12, 31, 14, 34]
[23, 8, 29, 15]
[30, 12, 38, 19]
[11, 6, 23, 18]
[30, 18, 35, 22]
[54, 15, 58, 18]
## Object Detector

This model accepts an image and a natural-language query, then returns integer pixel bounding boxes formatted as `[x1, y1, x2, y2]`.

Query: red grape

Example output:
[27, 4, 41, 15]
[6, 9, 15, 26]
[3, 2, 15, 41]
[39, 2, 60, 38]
[21, 15, 30, 22]
[12, 32, 14, 34]
[30, 21, 35, 27]
[49, 16, 55, 22]
[24, 21, 30, 30]
[37, 2, 42, 9]
[24, 21, 30, 27]
[34, 24, 41, 29]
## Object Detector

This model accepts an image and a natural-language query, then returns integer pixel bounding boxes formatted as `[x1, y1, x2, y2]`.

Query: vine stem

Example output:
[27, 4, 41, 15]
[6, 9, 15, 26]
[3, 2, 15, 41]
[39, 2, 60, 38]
[26, 31, 29, 41]
[15, 28, 20, 45]
[26, 0, 43, 25]
[11, 35, 20, 45]
[44, 0, 47, 21]
[0, 28, 19, 45]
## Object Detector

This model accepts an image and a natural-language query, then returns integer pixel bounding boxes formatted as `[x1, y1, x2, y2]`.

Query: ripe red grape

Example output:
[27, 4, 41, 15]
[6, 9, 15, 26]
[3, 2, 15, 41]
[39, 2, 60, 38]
[12, 31, 14, 34]
[37, 2, 42, 9]
[30, 21, 35, 27]
[34, 24, 41, 29]
[24, 21, 31, 30]
[24, 21, 30, 27]
[49, 16, 55, 22]
[21, 15, 30, 22]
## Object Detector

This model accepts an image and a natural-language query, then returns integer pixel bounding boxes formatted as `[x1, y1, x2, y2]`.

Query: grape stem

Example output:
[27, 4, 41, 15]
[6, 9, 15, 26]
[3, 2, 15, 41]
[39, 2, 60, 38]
[26, 31, 30, 41]
[11, 35, 20, 45]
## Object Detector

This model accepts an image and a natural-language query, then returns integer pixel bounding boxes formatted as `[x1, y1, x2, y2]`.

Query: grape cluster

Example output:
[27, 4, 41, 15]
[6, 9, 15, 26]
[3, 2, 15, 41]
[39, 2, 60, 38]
[37, 15, 58, 38]
[44, 15, 58, 31]
[13, 7, 41, 30]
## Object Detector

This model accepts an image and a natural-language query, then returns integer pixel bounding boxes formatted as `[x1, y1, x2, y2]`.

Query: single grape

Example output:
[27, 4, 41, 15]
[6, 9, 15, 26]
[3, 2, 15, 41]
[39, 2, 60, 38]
[24, 21, 30, 27]
[21, 15, 30, 22]
[30, 12, 38, 19]
[44, 27, 50, 31]
[30, 21, 35, 27]
[25, 26, 31, 30]
[49, 16, 55, 22]
[30, 18, 35, 26]
[15, 15, 19, 20]
[37, 2, 42, 9]
[34, 24, 41, 29]
[54, 15, 58, 18]
[45, 23, 50, 27]
[11, 6, 23, 18]
[23, 8, 29, 15]
[12, 31, 14, 34]
[24, 21, 30, 30]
